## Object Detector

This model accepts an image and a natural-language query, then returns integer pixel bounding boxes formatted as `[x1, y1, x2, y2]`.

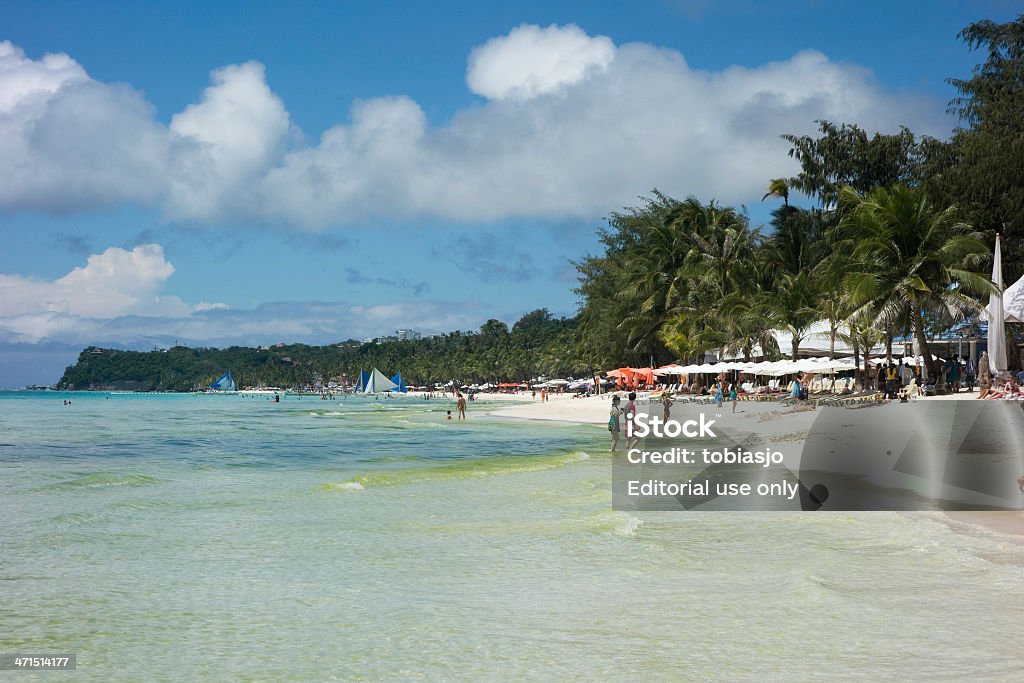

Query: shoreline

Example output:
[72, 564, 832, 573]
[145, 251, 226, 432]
[483, 391, 1024, 540]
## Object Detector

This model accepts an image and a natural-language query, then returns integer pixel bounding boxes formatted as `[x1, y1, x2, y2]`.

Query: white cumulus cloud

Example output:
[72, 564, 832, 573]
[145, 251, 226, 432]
[0, 245, 180, 320]
[466, 23, 616, 101]
[0, 26, 948, 227]
[0, 40, 87, 112]
[0, 242, 482, 349]
[167, 61, 292, 219]
[0, 244, 230, 340]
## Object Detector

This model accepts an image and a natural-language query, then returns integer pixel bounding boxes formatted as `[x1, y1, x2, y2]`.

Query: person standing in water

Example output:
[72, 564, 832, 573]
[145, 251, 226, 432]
[608, 395, 622, 452]
[456, 392, 467, 421]
[624, 392, 639, 450]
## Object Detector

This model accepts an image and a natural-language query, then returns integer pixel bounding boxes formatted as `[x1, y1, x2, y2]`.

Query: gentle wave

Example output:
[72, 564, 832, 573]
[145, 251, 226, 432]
[32, 472, 164, 492]
[322, 450, 591, 489]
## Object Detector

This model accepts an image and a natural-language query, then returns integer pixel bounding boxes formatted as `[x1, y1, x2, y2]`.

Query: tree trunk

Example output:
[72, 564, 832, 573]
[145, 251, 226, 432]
[829, 324, 837, 360]
[912, 306, 940, 385]
[791, 334, 800, 361]
[852, 337, 861, 389]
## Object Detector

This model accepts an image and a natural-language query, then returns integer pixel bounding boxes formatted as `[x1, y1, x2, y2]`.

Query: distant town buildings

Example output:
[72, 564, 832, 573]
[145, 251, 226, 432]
[361, 329, 422, 344]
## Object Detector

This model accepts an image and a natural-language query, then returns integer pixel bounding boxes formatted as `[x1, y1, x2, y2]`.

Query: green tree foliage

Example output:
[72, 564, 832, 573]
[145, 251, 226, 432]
[573, 192, 681, 368]
[923, 13, 1024, 278]
[830, 184, 993, 379]
[479, 319, 510, 336]
[782, 121, 923, 210]
[58, 312, 585, 391]
[575, 192, 766, 367]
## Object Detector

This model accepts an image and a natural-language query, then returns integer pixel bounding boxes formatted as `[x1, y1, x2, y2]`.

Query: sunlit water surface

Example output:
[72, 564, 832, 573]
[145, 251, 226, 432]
[2, 391, 1022, 680]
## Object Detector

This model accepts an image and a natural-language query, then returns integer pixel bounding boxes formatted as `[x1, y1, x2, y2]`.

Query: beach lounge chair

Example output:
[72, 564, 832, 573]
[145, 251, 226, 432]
[899, 379, 922, 400]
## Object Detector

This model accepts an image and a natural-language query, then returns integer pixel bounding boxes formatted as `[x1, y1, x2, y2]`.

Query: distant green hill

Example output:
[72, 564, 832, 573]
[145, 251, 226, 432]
[57, 311, 590, 391]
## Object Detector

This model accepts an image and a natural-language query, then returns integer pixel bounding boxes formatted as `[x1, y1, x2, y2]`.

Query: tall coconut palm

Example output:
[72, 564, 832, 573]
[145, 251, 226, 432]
[674, 199, 762, 355]
[621, 198, 761, 360]
[834, 184, 993, 380]
[760, 270, 820, 360]
[762, 178, 790, 208]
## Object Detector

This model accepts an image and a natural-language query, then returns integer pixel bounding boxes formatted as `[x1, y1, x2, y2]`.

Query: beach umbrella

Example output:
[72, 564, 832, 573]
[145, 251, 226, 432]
[987, 233, 1007, 374]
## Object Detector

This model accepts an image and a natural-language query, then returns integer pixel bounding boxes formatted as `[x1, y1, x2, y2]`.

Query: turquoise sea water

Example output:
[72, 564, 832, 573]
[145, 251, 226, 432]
[2, 391, 1023, 681]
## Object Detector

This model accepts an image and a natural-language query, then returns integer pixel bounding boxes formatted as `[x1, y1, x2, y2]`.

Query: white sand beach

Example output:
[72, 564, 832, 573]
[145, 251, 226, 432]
[481, 390, 1024, 538]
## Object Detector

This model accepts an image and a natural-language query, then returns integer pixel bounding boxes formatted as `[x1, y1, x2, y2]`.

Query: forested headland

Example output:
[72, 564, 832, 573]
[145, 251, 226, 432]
[57, 310, 583, 391]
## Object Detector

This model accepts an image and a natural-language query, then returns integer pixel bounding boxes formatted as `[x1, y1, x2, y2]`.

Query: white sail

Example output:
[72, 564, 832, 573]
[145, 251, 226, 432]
[363, 368, 398, 393]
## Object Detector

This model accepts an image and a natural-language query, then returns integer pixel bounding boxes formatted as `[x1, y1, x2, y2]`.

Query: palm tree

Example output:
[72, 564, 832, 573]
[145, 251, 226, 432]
[834, 184, 993, 381]
[760, 270, 820, 360]
[838, 314, 885, 387]
[762, 178, 790, 208]
[617, 197, 761, 361]
[672, 199, 762, 355]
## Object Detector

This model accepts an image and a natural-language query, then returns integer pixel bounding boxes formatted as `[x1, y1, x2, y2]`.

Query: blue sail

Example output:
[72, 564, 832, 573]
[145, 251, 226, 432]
[355, 369, 369, 392]
[390, 372, 407, 393]
[209, 371, 236, 391]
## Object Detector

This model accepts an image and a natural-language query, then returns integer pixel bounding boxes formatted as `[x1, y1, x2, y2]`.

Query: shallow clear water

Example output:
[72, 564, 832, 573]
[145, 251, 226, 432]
[2, 391, 1023, 680]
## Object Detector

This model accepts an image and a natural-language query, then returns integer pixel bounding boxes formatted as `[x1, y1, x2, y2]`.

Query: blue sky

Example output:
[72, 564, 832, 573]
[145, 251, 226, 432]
[0, 0, 1019, 387]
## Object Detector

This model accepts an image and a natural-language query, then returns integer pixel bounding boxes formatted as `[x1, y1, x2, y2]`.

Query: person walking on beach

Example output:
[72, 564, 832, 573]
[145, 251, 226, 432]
[456, 392, 467, 420]
[884, 362, 899, 399]
[729, 382, 738, 413]
[977, 351, 992, 399]
[712, 381, 724, 408]
[966, 357, 977, 392]
[609, 395, 622, 452]
[788, 376, 802, 400]
[661, 393, 673, 422]
[901, 361, 914, 389]
[947, 355, 962, 393]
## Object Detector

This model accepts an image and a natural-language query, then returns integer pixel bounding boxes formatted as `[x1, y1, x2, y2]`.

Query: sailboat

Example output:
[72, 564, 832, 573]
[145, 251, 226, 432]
[354, 369, 370, 393]
[362, 368, 398, 393]
[208, 371, 237, 392]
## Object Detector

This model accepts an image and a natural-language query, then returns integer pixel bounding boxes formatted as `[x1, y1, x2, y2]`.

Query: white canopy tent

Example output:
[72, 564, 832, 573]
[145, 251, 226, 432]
[980, 269, 1024, 323]
[656, 357, 861, 379]
[1003, 273, 1024, 323]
